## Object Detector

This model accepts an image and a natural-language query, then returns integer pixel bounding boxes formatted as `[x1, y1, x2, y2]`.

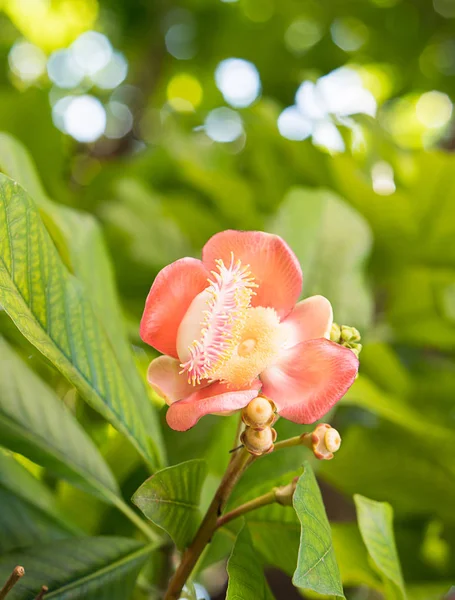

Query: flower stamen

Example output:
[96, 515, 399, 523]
[180, 253, 257, 384]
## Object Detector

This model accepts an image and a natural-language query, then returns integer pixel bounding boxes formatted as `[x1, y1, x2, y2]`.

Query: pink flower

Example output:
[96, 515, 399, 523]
[140, 230, 358, 431]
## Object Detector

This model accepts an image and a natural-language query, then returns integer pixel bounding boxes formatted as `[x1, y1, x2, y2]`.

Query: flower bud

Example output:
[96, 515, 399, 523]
[302, 423, 341, 460]
[330, 322, 341, 343]
[340, 325, 361, 343]
[242, 396, 276, 429]
[346, 342, 362, 358]
[241, 426, 277, 456]
[274, 478, 298, 506]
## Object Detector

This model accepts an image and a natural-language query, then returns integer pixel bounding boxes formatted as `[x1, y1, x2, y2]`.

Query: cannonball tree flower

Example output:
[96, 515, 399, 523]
[140, 230, 359, 431]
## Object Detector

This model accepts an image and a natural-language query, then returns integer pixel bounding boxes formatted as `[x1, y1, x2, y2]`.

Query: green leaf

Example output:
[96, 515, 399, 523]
[0, 337, 119, 500]
[270, 186, 373, 330]
[0, 174, 160, 469]
[331, 523, 382, 590]
[0, 487, 71, 554]
[0, 452, 78, 552]
[226, 525, 275, 600]
[132, 459, 207, 550]
[0, 134, 164, 464]
[0, 537, 154, 599]
[354, 494, 407, 599]
[230, 470, 302, 577]
[292, 462, 344, 598]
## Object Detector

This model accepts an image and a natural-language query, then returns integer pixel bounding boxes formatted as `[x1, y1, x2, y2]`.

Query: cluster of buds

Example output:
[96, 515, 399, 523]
[240, 396, 277, 456]
[301, 423, 341, 460]
[330, 323, 362, 359]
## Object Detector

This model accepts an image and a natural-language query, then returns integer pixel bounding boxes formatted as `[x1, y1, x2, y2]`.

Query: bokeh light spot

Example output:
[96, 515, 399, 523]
[433, 0, 455, 18]
[372, 161, 396, 195]
[4, 0, 98, 52]
[52, 96, 75, 132]
[312, 121, 345, 153]
[165, 23, 197, 60]
[92, 51, 128, 89]
[295, 81, 327, 120]
[416, 91, 453, 128]
[205, 107, 243, 142]
[71, 31, 112, 76]
[331, 17, 368, 52]
[296, 68, 377, 121]
[47, 49, 84, 89]
[285, 18, 322, 55]
[277, 106, 312, 141]
[105, 101, 133, 139]
[9, 40, 47, 83]
[167, 73, 203, 113]
[242, 0, 274, 22]
[215, 58, 261, 108]
[63, 95, 107, 142]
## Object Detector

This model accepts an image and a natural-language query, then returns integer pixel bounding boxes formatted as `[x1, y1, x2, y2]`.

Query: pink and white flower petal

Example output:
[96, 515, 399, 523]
[147, 356, 210, 405]
[166, 380, 261, 431]
[202, 230, 302, 319]
[280, 296, 333, 349]
[140, 258, 210, 358]
[260, 339, 358, 424]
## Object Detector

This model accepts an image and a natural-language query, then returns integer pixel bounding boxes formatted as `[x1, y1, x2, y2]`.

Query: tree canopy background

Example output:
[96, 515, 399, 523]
[0, 0, 455, 598]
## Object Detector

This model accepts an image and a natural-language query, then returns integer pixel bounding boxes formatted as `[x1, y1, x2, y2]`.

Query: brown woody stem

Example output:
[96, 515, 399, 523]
[34, 585, 48, 600]
[163, 448, 252, 600]
[0, 566, 24, 599]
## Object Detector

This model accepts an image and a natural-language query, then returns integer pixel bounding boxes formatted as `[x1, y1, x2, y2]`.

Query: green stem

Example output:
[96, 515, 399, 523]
[216, 489, 277, 529]
[163, 448, 252, 600]
[273, 434, 309, 451]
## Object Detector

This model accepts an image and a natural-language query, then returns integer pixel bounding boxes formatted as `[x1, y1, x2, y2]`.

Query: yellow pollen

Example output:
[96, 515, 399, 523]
[213, 306, 284, 388]
[238, 338, 257, 357]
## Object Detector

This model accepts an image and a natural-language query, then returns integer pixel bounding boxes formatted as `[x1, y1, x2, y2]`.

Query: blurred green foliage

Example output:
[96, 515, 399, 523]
[0, 0, 455, 598]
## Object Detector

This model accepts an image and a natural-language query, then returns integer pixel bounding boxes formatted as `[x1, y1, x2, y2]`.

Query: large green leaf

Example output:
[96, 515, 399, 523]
[331, 523, 381, 591]
[0, 537, 154, 599]
[0, 488, 71, 554]
[226, 525, 275, 600]
[0, 132, 124, 335]
[0, 174, 160, 469]
[226, 470, 302, 577]
[354, 494, 407, 599]
[132, 459, 207, 550]
[0, 337, 119, 499]
[270, 186, 373, 329]
[0, 133, 164, 463]
[0, 452, 78, 552]
[292, 462, 344, 598]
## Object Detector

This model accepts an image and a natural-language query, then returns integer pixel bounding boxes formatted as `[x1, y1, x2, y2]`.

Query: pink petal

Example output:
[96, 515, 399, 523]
[260, 339, 358, 424]
[140, 258, 210, 358]
[166, 380, 261, 431]
[280, 296, 333, 349]
[202, 230, 302, 319]
[147, 356, 210, 405]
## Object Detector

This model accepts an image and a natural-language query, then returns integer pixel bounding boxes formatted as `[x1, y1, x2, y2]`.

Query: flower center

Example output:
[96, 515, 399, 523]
[237, 338, 256, 357]
[213, 306, 284, 388]
[177, 254, 257, 384]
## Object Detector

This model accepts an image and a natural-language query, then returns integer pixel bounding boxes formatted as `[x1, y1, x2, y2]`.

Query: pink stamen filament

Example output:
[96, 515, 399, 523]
[181, 254, 257, 384]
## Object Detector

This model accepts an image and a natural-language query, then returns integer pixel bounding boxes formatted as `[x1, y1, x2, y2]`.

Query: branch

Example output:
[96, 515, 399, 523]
[163, 448, 253, 600]
[0, 566, 24, 599]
